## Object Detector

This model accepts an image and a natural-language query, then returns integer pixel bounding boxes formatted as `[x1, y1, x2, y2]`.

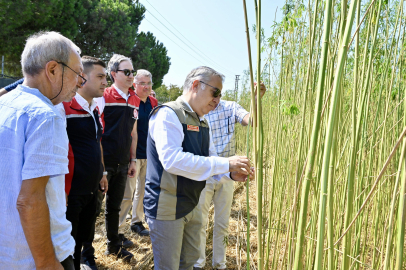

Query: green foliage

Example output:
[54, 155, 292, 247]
[130, 31, 171, 89]
[154, 84, 182, 103]
[0, 0, 147, 76]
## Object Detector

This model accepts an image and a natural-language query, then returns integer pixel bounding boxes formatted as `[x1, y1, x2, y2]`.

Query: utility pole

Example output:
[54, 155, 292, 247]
[234, 75, 240, 101]
[1, 56, 4, 76]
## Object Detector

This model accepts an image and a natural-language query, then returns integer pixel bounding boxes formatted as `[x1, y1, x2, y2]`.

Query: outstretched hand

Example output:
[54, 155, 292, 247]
[254, 81, 267, 98]
[231, 167, 255, 182]
[228, 156, 251, 175]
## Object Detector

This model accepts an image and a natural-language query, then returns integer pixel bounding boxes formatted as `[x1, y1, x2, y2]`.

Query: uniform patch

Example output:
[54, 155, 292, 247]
[133, 109, 139, 119]
[187, 125, 199, 132]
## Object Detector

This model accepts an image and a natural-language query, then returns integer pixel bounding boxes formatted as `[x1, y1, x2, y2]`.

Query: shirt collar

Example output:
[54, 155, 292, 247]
[74, 93, 97, 112]
[18, 84, 53, 106]
[113, 84, 130, 100]
[180, 96, 205, 121]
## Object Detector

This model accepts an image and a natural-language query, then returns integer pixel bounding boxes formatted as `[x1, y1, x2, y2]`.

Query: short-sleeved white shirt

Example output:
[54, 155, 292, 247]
[0, 85, 75, 269]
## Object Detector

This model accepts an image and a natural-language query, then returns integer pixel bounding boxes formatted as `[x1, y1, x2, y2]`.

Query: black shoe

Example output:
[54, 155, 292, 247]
[131, 222, 150, 236]
[118, 233, 134, 248]
[105, 245, 134, 263]
[81, 255, 98, 270]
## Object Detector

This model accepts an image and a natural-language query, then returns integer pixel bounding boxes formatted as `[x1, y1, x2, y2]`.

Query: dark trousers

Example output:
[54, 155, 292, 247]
[104, 164, 129, 247]
[82, 190, 104, 259]
[61, 255, 75, 270]
[66, 192, 98, 269]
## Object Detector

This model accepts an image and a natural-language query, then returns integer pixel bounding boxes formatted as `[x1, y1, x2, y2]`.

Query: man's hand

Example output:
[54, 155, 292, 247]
[99, 175, 108, 194]
[228, 156, 251, 175]
[231, 167, 255, 182]
[38, 260, 64, 270]
[128, 161, 137, 177]
[254, 81, 267, 98]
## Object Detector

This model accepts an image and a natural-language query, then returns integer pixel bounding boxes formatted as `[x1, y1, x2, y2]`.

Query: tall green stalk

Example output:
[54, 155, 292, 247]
[293, 0, 334, 267]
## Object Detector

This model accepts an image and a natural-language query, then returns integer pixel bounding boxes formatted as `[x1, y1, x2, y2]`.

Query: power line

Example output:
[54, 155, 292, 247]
[144, 7, 234, 76]
[144, 18, 220, 71]
[144, 0, 238, 76]
[145, 10, 233, 78]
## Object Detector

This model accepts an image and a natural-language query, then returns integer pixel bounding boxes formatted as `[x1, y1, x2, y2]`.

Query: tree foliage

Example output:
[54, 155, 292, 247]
[154, 84, 182, 102]
[130, 31, 171, 89]
[0, 0, 169, 83]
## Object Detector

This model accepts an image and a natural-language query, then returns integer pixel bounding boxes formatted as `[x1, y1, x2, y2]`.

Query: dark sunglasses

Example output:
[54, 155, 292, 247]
[117, 69, 136, 77]
[199, 81, 222, 98]
[57, 62, 87, 87]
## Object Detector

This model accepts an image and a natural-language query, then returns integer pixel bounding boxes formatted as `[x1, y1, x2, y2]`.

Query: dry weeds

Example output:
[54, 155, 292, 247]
[91, 180, 268, 269]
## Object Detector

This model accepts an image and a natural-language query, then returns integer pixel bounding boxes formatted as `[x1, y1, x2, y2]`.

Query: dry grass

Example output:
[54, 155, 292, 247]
[91, 180, 267, 269]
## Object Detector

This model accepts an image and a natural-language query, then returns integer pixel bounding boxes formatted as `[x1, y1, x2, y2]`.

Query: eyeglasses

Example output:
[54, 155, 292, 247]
[134, 82, 154, 87]
[199, 81, 222, 98]
[57, 62, 87, 87]
[117, 69, 136, 77]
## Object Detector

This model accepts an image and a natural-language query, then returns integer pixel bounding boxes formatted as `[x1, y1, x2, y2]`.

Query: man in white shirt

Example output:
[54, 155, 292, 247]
[0, 31, 83, 270]
[144, 66, 254, 269]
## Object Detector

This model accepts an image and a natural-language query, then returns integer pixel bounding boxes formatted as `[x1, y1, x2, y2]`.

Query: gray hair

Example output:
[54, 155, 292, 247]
[21, 31, 81, 77]
[107, 54, 132, 82]
[182, 66, 225, 94]
[134, 69, 152, 82]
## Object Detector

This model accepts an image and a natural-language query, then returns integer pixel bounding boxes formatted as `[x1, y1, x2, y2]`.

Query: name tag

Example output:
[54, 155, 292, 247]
[187, 125, 199, 132]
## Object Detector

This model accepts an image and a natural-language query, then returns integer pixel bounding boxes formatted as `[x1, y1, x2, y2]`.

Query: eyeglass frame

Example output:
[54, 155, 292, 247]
[57, 61, 87, 87]
[117, 69, 137, 77]
[134, 82, 154, 87]
[199, 80, 222, 98]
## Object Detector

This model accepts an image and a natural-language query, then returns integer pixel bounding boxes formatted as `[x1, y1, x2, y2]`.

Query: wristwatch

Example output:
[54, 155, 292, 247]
[131, 158, 137, 162]
[103, 171, 108, 176]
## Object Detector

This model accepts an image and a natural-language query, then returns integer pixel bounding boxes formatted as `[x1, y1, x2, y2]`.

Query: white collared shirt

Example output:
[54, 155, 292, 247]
[149, 96, 230, 181]
[56, 93, 100, 138]
[112, 84, 129, 101]
[94, 84, 129, 115]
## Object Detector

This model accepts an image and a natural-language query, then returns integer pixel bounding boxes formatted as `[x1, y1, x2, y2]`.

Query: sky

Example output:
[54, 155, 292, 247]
[138, 0, 285, 92]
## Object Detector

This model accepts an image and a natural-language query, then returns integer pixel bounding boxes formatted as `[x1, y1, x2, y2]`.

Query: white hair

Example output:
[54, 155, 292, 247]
[134, 69, 152, 82]
[107, 54, 132, 82]
[21, 31, 81, 76]
[182, 66, 225, 94]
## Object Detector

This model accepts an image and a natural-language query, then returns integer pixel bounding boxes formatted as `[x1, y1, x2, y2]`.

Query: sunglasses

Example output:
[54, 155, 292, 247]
[199, 81, 222, 98]
[57, 62, 87, 87]
[117, 69, 136, 77]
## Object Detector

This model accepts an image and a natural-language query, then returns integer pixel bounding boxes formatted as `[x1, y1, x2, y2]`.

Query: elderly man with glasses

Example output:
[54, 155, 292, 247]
[118, 69, 158, 238]
[0, 31, 83, 270]
[86, 54, 140, 262]
[143, 66, 254, 269]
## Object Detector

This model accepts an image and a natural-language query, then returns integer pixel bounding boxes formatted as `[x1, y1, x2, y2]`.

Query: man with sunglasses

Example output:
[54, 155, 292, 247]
[144, 66, 254, 269]
[118, 69, 158, 238]
[92, 54, 140, 262]
[0, 31, 83, 270]
[194, 81, 266, 270]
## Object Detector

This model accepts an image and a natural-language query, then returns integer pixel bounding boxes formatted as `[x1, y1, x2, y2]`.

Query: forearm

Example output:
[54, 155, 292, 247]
[17, 187, 58, 267]
[130, 133, 137, 159]
[100, 142, 105, 170]
[161, 147, 229, 180]
[0, 88, 8, 98]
